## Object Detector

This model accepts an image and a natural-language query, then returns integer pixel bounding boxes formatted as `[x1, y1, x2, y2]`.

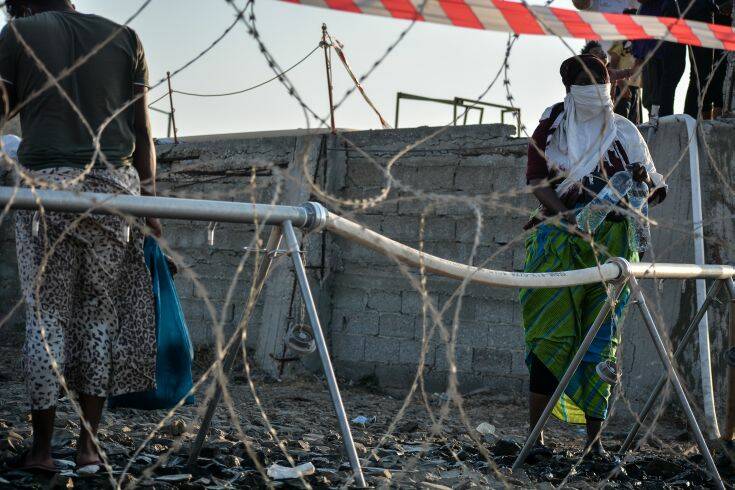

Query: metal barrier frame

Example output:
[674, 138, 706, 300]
[394, 92, 522, 136]
[2, 186, 734, 489]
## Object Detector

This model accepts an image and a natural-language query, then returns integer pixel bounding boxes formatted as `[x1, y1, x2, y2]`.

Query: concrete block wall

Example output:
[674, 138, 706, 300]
[324, 124, 534, 395]
[154, 134, 325, 351]
[1, 120, 733, 415]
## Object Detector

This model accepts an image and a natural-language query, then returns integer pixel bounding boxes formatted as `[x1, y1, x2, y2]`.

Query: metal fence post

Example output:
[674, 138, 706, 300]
[629, 276, 725, 490]
[187, 227, 283, 467]
[282, 220, 367, 487]
[619, 279, 724, 454]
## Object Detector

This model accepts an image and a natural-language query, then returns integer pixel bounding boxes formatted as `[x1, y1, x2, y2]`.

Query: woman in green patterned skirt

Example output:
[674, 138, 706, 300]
[520, 54, 667, 461]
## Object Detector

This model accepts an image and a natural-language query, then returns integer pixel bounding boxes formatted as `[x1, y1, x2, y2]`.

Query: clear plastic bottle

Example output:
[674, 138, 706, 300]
[576, 171, 633, 234]
[627, 180, 650, 253]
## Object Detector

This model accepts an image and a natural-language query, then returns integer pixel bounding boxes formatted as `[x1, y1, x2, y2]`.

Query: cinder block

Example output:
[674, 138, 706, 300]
[413, 166, 457, 191]
[347, 162, 386, 187]
[397, 197, 431, 217]
[364, 336, 401, 364]
[422, 217, 456, 241]
[381, 216, 421, 241]
[486, 324, 525, 350]
[192, 278, 247, 301]
[432, 197, 478, 217]
[453, 166, 497, 194]
[458, 297, 517, 325]
[455, 322, 490, 348]
[332, 288, 367, 310]
[455, 218, 493, 245]
[333, 360, 376, 381]
[334, 238, 394, 268]
[398, 339, 435, 366]
[331, 334, 365, 362]
[367, 290, 402, 313]
[510, 349, 528, 375]
[435, 344, 473, 372]
[458, 154, 520, 168]
[378, 313, 414, 339]
[473, 347, 513, 374]
[413, 318, 441, 344]
[331, 309, 379, 336]
[401, 291, 439, 315]
[478, 374, 526, 398]
[374, 364, 421, 388]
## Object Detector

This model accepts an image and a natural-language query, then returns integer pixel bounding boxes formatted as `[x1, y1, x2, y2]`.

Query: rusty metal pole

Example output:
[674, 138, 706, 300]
[166, 71, 179, 144]
[724, 278, 735, 440]
[321, 24, 336, 134]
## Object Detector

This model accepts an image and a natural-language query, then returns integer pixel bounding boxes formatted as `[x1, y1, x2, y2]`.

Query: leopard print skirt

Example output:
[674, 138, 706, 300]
[15, 166, 156, 410]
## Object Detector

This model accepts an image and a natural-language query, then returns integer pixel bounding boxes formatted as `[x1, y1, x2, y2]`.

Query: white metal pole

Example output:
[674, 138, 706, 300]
[282, 221, 367, 487]
[629, 276, 724, 489]
[619, 279, 724, 455]
[188, 228, 283, 468]
[0, 187, 314, 227]
[670, 115, 718, 437]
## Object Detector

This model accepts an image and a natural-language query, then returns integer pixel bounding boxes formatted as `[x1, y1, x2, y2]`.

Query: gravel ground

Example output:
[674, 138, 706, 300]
[1, 345, 733, 489]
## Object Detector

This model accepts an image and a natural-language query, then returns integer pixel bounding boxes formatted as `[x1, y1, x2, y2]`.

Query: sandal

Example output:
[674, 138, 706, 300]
[6, 450, 59, 474]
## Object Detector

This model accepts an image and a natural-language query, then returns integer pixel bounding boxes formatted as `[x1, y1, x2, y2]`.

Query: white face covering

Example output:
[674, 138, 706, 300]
[545, 83, 617, 196]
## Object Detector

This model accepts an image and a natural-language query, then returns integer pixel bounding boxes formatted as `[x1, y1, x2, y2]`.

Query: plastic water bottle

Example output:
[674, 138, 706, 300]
[627, 180, 650, 253]
[576, 171, 633, 234]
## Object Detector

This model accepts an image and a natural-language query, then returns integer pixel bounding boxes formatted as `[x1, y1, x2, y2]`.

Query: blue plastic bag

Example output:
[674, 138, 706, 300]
[109, 237, 195, 410]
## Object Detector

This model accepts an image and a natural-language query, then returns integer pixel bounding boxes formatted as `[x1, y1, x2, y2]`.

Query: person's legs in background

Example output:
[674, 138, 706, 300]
[629, 87, 642, 124]
[15, 211, 79, 471]
[658, 42, 686, 117]
[685, 46, 727, 119]
[76, 395, 106, 466]
[614, 85, 633, 120]
[528, 353, 557, 447]
[66, 227, 129, 467]
[685, 45, 715, 118]
[707, 49, 727, 118]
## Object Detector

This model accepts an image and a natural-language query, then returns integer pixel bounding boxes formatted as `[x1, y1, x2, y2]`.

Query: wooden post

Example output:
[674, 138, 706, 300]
[321, 24, 336, 134]
[166, 71, 179, 144]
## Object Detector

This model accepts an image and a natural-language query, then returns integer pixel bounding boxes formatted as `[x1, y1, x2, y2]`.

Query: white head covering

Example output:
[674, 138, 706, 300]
[544, 83, 664, 197]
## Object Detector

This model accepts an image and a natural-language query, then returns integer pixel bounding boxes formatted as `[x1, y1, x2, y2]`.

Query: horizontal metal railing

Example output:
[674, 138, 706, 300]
[1, 186, 733, 284]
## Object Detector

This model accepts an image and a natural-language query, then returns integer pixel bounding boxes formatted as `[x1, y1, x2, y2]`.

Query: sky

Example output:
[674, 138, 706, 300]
[9, 0, 691, 137]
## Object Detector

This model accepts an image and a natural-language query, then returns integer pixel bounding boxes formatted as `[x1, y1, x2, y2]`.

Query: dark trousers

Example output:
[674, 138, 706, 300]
[641, 42, 686, 118]
[684, 45, 727, 118]
[614, 86, 641, 125]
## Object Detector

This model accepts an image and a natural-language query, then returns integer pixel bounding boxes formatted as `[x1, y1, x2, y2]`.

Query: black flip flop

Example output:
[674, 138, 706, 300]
[5, 450, 59, 474]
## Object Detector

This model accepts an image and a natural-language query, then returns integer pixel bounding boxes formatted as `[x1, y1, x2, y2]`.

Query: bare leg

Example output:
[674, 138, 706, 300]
[585, 417, 607, 456]
[25, 407, 56, 468]
[529, 392, 551, 446]
[76, 394, 105, 466]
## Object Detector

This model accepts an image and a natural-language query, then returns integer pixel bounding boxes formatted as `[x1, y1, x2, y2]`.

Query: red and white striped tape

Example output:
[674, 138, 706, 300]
[281, 0, 735, 51]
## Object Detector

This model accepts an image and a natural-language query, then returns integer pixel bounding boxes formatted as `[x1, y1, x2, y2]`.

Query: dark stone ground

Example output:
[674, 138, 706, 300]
[1, 344, 734, 489]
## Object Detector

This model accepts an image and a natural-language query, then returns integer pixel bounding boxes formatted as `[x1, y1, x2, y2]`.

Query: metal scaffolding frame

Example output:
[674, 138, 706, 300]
[394, 92, 522, 136]
[2, 186, 734, 489]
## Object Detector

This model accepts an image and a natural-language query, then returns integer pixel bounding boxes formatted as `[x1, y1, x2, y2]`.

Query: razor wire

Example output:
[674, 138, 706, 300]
[0, 0, 733, 489]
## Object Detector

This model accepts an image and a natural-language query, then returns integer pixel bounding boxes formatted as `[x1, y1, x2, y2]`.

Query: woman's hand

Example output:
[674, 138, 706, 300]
[631, 163, 649, 183]
[530, 178, 578, 227]
[146, 217, 163, 237]
[561, 209, 578, 227]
